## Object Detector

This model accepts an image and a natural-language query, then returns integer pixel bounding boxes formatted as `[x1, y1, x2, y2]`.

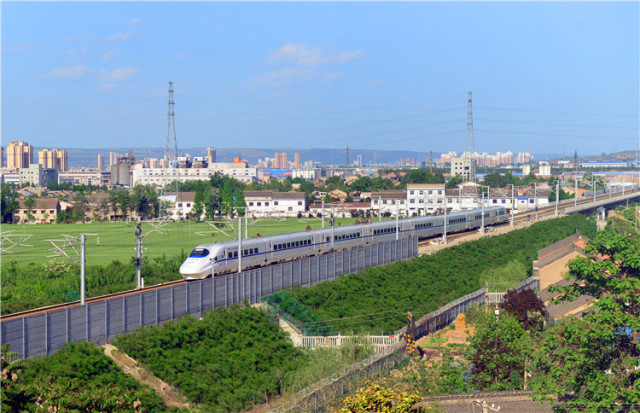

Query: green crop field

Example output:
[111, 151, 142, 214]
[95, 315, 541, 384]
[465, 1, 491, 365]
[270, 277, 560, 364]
[1, 216, 372, 266]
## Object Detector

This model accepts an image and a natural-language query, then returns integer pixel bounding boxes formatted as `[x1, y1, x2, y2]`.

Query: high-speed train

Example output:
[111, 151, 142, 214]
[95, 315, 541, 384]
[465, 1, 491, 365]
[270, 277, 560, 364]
[180, 206, 508, 279]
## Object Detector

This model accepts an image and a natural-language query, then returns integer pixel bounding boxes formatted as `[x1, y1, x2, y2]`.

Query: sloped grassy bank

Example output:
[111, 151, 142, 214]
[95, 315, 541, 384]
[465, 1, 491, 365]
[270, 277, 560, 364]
[286, 214, 595, 333]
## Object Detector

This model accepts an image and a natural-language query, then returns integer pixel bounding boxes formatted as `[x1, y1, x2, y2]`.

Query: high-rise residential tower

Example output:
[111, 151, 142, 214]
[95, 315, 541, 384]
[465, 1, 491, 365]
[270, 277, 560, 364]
[7, 141, 33, 169]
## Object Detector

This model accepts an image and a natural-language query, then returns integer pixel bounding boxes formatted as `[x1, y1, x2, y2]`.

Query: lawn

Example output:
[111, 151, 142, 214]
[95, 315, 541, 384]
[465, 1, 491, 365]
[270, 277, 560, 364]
[1, 216, 368, 266]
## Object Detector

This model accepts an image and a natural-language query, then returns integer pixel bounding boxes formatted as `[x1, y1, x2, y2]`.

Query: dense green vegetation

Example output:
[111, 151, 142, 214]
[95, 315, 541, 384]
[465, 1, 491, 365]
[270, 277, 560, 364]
[2, 342, 171, 412]
[286, 214, 596, 333]
[1, 254, 184, 315]
[113, 305, 373, 412]
[115, 306, 302, 411]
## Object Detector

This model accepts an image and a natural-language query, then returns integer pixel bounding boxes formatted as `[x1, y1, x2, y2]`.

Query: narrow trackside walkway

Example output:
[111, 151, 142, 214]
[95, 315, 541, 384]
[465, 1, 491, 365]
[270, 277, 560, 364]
[102, 344, 195, 411]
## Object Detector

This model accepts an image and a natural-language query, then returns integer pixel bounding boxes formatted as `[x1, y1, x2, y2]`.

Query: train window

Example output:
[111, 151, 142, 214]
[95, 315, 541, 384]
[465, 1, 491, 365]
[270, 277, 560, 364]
[189, 248, 210, 258]
[287, 242, 291, 248]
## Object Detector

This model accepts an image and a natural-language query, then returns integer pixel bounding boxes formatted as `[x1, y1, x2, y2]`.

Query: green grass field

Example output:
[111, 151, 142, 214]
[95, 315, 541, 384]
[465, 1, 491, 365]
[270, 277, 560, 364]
[1, 216, 372, 266]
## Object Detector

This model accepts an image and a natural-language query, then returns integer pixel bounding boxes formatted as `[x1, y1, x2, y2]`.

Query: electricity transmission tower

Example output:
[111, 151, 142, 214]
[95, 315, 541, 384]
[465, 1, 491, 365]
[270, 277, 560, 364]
[465, 91, 475, 157]
[165, 81, 178, 165]
[161, 81, 179, 218]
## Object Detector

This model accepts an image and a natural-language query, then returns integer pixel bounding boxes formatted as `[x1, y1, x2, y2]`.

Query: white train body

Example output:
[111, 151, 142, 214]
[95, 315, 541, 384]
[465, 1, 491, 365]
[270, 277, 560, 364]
[180, 206, 508, 279]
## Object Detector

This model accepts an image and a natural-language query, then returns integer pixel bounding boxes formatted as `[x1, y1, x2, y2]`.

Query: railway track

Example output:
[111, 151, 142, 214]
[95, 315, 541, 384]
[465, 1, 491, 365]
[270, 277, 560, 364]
[3, 190, 637, 321]
[0, 279, 188, 321]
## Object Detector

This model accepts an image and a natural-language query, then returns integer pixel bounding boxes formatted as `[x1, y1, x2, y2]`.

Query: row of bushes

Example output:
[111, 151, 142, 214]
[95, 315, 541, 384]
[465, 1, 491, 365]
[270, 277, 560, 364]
[285, 214, 596, 333]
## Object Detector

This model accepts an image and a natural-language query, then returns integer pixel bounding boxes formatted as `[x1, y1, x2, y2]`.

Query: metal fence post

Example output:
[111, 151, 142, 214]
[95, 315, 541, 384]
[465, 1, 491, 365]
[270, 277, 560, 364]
[22, 317, 26, 358]
[170, 287, 174, 320]
[44, 313, 48, 355]
[65, 308, 69, 345]
[85, 304, 89, 341]
[105, 300, 109, 338]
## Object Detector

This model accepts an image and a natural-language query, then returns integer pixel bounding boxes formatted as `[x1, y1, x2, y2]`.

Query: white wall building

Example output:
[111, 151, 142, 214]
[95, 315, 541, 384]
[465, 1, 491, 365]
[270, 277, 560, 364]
[132, 163, 259, 186]
[59, 170, 111, 186]
[371, 190, 408, 217]
[537, 162, 551, 177]
[158, 192, 198, 221]
[406, 183, 446, 214]
[244, 190, 306, 217]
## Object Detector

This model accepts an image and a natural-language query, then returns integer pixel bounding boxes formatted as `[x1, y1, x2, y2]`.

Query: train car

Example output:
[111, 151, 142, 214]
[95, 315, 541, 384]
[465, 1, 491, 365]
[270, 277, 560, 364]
[180, 206, 508, 279]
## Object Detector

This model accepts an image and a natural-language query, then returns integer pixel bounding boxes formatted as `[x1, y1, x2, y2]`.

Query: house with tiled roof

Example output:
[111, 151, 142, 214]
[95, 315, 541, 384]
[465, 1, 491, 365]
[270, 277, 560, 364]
[14, 198, 61, 224]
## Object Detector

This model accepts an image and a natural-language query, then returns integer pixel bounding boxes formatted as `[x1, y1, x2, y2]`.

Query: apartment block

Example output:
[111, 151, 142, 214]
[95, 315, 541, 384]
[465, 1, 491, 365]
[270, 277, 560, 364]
[7, 141, 33, 169]
[38, 148, 69, 171]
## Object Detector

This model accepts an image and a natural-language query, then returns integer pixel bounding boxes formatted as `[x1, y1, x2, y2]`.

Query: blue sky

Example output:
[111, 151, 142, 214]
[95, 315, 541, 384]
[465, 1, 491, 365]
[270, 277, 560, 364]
[2, 1, 639, 156]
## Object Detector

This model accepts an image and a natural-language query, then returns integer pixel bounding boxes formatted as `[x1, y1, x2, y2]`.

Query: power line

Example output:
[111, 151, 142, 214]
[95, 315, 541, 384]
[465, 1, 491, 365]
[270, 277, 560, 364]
[475, 129, 636, 141]
[474, 117, 639, 131]
[475, 105, 639, 119]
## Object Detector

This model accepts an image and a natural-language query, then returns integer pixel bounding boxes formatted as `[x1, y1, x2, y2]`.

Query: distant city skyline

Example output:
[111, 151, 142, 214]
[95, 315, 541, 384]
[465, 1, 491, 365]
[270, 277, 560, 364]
[2, 2, 638, 155]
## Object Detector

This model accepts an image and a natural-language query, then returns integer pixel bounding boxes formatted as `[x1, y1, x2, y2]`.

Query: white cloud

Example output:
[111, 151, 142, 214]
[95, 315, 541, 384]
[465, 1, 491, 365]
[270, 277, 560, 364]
[4, 42, 36, 52]
[67, 45, 91, 58]
[248, 68, 341, 88]
[108, 31, 132, 43]
[38, 65, 90, 79]
[266, 43, 364, 68]
[61, 34, 95, 43]
[102, 51, 120, 62]
[99, 67, 139, 82]
[126, 18, 143, 26]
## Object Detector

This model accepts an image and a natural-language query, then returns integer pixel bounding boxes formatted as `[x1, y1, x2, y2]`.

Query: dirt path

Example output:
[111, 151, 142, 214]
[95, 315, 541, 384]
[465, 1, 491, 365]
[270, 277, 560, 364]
[102, 343, 195, 411]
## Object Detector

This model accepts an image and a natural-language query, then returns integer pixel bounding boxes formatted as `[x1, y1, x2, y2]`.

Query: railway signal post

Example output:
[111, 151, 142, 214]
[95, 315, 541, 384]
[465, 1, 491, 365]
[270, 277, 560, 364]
[238, 216, 242, 273]
[135, 221, 142, 289]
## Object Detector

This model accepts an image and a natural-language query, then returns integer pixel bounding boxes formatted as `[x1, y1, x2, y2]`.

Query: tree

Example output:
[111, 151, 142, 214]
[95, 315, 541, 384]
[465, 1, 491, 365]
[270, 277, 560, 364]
[1, 185, 19, 223]
[499, 289, 546, 331]
[131, 185, 159, 220]
[339, 381, 422, 413]
[204, 188, 221, 219]
[445, 174, 464, 189]
[482, 171, 520, 188]
[293, 178, 316, 198]
[547, 186, 573, 203]
[192, 183, 206, 221]
[520, 172, 546, 185]
[401, 169, 444, 186]
[23, 197, 36, 223]
[466, 311, 527, 391]
[529, 230, 640, 410]
[1, 344, 26, 412]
